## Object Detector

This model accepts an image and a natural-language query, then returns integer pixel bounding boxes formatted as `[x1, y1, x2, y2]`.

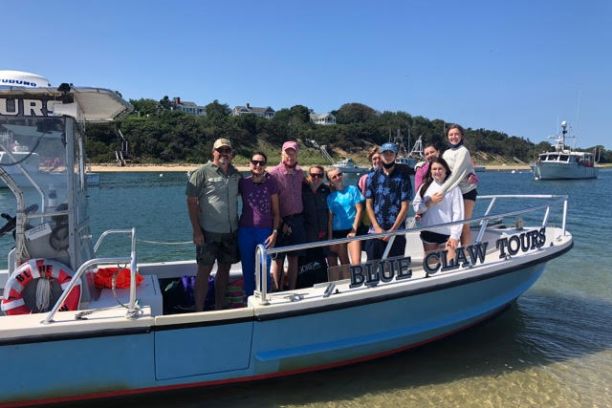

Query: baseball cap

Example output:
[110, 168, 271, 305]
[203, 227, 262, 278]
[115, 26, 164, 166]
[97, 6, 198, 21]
[282, 140, 299, 152]
[213, 138, 232, 150]
[380, 142, 398, 154]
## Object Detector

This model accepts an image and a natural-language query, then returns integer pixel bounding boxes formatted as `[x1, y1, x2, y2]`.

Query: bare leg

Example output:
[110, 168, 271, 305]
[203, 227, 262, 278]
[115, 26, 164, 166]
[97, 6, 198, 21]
[194, 264, 213, 312]
[461, 199, 476, 247]
[271, 258, 284, 291]
[348, 240, 362, 265]
[214, 263, 231, 310]
[286, 255, 299, 290]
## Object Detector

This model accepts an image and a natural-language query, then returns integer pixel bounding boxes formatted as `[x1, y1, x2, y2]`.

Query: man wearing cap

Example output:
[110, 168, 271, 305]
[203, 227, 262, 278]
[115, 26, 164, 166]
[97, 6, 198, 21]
[364, 142, 413, 260]
[268, 140, 306, 291]
[186, 138, 242, 311]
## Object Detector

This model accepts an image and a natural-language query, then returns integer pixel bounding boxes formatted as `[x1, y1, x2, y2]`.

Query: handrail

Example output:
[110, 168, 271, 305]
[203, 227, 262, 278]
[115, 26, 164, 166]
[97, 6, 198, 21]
[42, 256, 131, 324]
[94, 229, 134, 254]
[255, 194, 568, 304]
[43, 227, 139, 323]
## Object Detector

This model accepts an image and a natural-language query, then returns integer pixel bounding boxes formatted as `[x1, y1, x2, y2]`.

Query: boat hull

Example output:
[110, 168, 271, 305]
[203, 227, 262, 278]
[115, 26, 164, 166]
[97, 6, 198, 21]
[0, 259, 554, 406]
[533, 162, 598, 180]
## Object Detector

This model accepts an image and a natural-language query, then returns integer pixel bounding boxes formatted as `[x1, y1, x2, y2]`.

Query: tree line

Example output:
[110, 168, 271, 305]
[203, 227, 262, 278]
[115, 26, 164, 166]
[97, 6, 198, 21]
[86, 98, 610, 165]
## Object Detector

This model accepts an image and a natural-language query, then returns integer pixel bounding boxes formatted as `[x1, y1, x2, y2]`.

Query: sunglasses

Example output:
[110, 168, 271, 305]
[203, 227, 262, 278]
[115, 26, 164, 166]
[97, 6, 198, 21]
[216, 148, 232, 154]
[251, 159, 266, 166]
[309, 173, 323, 178]
[331, 172, 343, 180]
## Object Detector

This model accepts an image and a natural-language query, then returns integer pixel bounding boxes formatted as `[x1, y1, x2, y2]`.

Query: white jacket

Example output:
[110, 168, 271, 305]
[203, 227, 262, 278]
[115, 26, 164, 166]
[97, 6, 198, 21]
[413, 181, 464, 240]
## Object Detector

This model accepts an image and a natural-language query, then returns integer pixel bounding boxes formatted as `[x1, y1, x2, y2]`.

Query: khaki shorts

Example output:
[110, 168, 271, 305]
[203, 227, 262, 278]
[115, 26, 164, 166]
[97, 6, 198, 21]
[196, 230, 240, 266]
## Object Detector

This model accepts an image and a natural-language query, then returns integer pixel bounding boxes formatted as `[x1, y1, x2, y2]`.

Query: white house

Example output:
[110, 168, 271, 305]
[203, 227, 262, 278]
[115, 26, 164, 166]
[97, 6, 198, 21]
[232, 103, 275, 119]
[172, 97, 206, 116]
[310, 112, 336, 125]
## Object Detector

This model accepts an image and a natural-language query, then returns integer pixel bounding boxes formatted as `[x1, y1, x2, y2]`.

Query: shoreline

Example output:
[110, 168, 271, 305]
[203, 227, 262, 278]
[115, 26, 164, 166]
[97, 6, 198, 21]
[90, 163, 542, 173]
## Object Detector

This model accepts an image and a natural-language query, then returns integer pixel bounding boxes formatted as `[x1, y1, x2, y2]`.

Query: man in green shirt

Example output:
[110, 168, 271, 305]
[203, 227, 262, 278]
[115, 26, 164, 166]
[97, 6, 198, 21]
[186, 138, 241, 311]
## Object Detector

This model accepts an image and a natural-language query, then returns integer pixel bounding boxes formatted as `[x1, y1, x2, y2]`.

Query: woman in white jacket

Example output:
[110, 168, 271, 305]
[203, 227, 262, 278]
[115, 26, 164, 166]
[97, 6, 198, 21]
[431, 124, 478, 246]
[413, 157, 464, 263]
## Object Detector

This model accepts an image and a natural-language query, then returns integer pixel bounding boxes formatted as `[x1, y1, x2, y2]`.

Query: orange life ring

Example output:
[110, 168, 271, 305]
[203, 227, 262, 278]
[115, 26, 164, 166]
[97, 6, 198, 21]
[1, 258, 81, 315]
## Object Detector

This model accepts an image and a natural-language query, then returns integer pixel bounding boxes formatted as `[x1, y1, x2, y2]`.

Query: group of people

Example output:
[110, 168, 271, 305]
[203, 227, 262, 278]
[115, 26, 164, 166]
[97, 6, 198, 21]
[186, 124, 478, 311]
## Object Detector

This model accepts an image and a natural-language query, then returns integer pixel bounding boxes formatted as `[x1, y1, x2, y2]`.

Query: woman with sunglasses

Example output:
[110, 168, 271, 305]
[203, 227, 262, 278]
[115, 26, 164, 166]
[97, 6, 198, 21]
[238, 152, 281, 299]
[301, 166, 336, 278]
[326, 167, 365, 274]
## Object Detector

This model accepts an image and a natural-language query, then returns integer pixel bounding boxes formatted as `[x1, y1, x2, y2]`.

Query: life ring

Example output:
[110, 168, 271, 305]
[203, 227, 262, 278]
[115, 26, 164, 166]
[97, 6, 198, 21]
[1, 258, 81, 315]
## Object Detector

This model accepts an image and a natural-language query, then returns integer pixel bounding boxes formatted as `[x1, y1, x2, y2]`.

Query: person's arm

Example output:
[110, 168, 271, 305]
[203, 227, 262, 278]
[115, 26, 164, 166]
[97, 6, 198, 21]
[349, 202, 363, 237]
[448, 188, 465, 241]
[366, 198, 383, 234]
[327, 210, 334, 240]
[440, 148, 472, 193]
[187, 196, 204, 246]
[265, 193, 281, 248]
[390, 200, 409, 232]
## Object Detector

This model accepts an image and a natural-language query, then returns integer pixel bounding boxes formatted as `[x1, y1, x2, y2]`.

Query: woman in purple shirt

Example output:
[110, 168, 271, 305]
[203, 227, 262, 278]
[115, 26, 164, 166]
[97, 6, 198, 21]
[238, 152, 281, 299]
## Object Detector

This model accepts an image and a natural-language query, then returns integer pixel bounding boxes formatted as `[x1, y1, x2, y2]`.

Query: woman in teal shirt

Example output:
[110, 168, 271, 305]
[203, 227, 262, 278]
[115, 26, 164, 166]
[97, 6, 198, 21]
[326, 167, 365, 271]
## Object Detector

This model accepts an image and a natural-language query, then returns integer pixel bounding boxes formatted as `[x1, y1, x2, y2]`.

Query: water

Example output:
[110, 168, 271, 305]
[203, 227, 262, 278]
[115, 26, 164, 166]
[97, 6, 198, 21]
[2, 170, 612, 407]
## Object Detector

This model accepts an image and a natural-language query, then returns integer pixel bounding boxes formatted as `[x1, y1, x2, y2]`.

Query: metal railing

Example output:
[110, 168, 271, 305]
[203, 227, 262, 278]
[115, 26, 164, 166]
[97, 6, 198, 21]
[42, 228, 138, 324]
[254, 194, 569, 304]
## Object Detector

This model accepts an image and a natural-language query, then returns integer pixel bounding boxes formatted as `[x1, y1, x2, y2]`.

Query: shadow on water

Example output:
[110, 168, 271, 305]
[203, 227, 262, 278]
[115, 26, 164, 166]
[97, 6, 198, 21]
[63, 291, 612, 408]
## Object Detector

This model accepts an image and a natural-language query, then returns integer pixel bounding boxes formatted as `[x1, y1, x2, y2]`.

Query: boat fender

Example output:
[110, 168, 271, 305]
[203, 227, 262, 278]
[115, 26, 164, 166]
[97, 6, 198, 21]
[1, 258, 81, 315]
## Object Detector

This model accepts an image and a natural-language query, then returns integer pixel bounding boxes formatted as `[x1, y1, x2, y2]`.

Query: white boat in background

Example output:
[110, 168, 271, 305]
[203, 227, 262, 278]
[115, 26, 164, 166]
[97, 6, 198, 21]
[0, 77, 574, 406]
[309, 139, 369, 181]
[394, 130, 423, 171]
[532, 121, 598, 180]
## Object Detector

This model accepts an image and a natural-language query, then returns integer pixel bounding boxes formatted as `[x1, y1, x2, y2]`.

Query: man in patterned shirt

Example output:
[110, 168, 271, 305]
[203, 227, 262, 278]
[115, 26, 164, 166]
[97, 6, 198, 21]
[365, 142, 413, 260]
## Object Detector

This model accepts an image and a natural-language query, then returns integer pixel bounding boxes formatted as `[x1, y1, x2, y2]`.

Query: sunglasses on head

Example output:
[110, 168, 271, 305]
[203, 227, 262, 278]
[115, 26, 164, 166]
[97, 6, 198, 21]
[309, 172, 323, 178]
[251, 159, 266, 166]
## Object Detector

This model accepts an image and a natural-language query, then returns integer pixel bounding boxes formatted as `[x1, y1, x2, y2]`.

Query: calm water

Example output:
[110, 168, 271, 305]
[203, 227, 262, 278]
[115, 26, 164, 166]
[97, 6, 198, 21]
[1, 170, 611, 407]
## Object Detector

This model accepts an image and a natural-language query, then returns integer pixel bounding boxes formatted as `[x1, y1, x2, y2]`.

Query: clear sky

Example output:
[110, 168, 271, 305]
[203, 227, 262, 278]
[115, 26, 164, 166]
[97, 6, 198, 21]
[4, 0, 611, 148]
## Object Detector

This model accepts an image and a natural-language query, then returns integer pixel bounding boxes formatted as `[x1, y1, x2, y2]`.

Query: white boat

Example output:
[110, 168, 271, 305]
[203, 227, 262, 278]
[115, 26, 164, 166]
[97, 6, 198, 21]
[394, 131, 423, 171]
[532, 121, 598, 180]
[309, 139, 369, 181]
[0, 81, 573, 406]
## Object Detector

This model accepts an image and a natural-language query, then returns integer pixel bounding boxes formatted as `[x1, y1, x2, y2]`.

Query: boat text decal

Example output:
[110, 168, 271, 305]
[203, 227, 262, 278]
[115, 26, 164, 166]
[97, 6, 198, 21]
[0, 97, 52, 117]
[349, 227, 547, 287]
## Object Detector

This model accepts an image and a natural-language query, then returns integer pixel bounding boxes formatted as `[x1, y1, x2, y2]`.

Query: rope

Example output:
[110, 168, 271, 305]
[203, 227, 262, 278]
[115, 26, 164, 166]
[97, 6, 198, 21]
[35, 278, 51, 312]
[136, 239, 192, 245]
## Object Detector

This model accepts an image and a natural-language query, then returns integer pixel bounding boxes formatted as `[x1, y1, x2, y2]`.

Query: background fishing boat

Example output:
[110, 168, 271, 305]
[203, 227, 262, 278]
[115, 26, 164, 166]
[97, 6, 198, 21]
[532, 121, 598, 180]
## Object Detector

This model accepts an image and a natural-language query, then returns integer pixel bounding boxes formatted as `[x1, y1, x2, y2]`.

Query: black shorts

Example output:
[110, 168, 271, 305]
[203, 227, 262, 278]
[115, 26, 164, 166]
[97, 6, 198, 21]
[462, 189, 478, 201]
[196, 230, 240, 266]
[420, 230, 450, 245]
[275, 214, 307, 258]
[331, 229, 351, 240]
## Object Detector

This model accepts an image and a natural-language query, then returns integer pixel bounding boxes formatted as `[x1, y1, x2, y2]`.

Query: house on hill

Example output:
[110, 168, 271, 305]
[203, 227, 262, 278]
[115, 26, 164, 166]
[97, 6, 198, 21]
[232, 103, 275, 119]
[172, 97, 206, 116]
[310, 112, 336, 125]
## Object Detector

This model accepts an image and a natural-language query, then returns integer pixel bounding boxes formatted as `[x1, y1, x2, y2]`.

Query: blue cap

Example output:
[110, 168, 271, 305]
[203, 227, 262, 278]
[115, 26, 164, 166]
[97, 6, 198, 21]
[380, 142, 398, 154]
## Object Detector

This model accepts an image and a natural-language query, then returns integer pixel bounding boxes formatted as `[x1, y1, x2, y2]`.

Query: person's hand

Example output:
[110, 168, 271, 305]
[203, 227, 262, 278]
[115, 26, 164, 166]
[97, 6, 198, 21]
[265, 232, 277, 248]
[347, 230, 356, 238]
[431, 191, 444, 204]
[382, 227, 395, 242]
[446, 238, 458, 250]
[193, 229, 204, 246]
[468, 173, 479, 185]
[414, 213, 422, 221]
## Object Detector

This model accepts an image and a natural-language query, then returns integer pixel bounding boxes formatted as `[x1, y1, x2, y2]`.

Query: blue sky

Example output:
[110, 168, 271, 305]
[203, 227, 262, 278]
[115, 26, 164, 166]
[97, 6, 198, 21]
[4, 0, 611, 148]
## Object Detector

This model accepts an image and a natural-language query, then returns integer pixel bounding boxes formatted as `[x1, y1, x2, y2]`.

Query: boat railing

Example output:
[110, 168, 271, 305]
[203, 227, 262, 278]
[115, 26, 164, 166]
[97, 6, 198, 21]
[254, 194, 568, 304]
[42, 227, 138, 324]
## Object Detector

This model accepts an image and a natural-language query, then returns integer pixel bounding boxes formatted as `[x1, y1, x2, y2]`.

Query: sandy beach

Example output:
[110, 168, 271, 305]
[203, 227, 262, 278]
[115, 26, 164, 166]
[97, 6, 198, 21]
[90, 163, 537, 173]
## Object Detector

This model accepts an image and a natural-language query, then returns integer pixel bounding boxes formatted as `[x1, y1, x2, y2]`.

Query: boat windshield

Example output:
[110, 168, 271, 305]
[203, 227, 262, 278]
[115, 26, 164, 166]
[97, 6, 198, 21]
[0, 116, 67, 197]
